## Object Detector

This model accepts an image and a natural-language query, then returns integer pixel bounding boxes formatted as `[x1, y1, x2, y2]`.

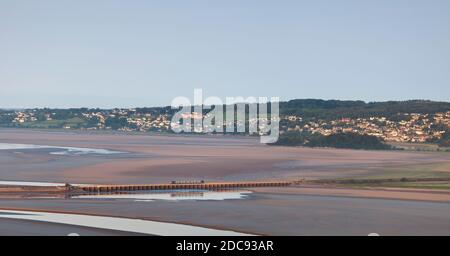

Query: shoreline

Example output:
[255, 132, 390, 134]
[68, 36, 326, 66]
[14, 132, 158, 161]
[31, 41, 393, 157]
[2, 179, 450, 203]
[0, 207, 257, 236]
[1, 127, 448, 153]
[1, 129, 449, 235]
[2, 189, 450, 236]
[251, 185, 450, 203]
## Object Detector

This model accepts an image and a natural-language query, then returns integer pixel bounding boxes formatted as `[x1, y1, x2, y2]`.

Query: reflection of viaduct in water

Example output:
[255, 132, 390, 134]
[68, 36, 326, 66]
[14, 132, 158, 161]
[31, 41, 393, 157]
[170, 192, 204, 198]
[75, 181, 293, 193]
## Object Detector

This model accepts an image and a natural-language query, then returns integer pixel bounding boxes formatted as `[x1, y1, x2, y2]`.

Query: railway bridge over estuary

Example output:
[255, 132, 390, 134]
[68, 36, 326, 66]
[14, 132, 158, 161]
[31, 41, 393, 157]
[74, 180, 295, 193]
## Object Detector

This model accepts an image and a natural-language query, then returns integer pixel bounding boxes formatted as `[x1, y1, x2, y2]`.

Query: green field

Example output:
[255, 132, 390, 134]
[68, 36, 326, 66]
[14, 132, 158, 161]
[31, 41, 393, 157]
[316, 162, 450, 190]
[331, 180, 450, 190]
[17, 117, 86, 129]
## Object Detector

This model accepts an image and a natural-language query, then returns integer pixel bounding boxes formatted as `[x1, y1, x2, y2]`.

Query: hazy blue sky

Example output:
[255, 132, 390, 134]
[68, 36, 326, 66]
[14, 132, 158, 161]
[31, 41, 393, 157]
[1, 0, 449, 108]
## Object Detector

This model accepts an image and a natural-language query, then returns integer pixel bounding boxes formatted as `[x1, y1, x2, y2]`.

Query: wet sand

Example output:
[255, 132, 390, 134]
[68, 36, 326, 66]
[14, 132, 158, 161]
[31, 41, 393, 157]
[0, 209, 250, 236]
[0, 129, 448, 184]
[252, 185, 450, 203]
[1, 191, 449, 235]
[1, 128, 450, 235]
[0, 218, 143, 236]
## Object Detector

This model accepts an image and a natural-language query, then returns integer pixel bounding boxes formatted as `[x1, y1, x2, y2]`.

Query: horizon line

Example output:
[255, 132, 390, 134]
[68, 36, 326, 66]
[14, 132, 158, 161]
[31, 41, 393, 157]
[1, 98, 449, 110]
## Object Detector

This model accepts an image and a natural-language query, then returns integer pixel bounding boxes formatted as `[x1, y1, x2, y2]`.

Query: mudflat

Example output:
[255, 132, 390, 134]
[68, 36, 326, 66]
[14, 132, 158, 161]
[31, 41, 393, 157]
[0, 218, 143, 236]
[1, 192, 449, 236]
[1, 128, 450, 235]
[0, 128, 448, 184]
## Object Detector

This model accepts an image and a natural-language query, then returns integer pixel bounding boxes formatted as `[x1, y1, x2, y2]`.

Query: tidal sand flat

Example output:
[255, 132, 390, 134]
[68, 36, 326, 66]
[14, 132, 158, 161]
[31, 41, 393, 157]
[1, 128, 450, 235]
[252, 186, 450, 203]
[0, 218, 144, 236]
[1, 192, 449, 235]
[0, 129, 448, 184]
[0, 209, 251, 236]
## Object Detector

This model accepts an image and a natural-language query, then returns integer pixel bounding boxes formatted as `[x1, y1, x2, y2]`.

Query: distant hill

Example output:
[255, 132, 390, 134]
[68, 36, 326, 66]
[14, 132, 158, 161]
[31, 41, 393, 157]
[1, 98, 449, 150]
[280, 99, 450, 120]
[2, 99, 449, 117]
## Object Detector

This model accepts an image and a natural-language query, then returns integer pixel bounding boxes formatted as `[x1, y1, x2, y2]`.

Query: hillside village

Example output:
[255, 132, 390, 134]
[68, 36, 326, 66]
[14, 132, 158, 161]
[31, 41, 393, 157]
[282, 112, 450, 143]
[1, 108, 449, 144]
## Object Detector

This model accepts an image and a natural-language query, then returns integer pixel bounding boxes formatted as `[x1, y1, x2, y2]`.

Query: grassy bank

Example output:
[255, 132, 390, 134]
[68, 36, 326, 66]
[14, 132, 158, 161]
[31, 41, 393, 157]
[313, 162, 450, 190]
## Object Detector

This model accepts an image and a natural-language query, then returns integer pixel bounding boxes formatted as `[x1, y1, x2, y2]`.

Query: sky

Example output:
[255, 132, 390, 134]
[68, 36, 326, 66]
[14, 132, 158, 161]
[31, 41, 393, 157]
[0, 0, 449, 108]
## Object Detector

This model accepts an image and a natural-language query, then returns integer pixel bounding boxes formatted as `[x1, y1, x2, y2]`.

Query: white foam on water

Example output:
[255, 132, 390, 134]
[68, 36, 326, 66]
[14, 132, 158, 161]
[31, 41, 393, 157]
[49, 147, 122, 155]
[0, 181, 65, 187]
[0, 180, 92, 187]
[0, 209, 252, 236]
[0, 143, 42, 150]
[0, 143, 123, 155]
[72, 190, 252, 201]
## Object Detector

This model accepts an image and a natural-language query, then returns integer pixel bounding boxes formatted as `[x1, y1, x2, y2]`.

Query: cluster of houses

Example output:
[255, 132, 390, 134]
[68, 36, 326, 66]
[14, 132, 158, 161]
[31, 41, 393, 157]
[3, 109, 449, 143]
[283, 112, 450, 143]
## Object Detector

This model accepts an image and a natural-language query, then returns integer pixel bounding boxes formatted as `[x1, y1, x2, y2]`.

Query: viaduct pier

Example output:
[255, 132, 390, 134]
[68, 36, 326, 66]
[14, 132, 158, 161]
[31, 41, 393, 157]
[75, 181, 293, 193]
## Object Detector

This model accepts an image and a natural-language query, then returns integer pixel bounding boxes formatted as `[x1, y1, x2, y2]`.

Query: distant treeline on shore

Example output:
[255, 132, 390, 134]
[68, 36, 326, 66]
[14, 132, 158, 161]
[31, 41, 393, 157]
[2, 99, 450, 119]
[1, 99, 449, 150]
[272, 131, 392, 150]
[279, 99, 450, 120]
